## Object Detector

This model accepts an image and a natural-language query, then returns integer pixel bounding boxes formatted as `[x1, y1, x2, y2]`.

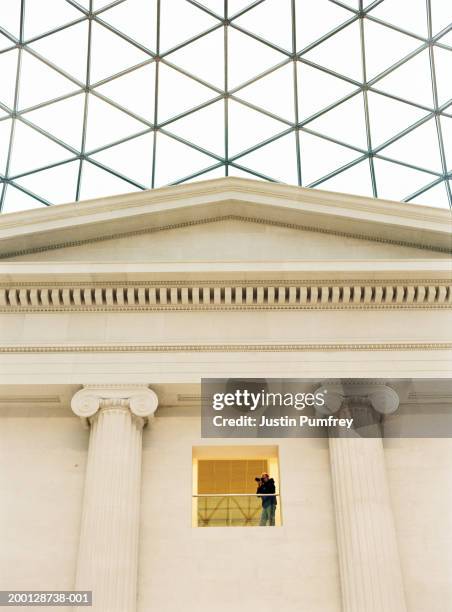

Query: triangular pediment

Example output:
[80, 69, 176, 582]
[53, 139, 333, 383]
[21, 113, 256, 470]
[5, 216, 449, 262]
[0, 178, 450, 262]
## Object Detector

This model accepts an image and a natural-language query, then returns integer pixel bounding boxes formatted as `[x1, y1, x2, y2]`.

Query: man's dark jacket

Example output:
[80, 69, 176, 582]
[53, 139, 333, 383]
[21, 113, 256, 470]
[257, 478, 277, 507]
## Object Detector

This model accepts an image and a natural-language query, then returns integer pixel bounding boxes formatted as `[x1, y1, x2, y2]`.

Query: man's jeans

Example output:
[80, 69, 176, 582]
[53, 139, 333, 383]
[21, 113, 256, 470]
[259, 503, 276, 526]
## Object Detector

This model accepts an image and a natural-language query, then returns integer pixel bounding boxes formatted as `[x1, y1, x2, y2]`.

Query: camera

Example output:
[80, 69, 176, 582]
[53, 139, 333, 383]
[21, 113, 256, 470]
[255, 477, 262, 483]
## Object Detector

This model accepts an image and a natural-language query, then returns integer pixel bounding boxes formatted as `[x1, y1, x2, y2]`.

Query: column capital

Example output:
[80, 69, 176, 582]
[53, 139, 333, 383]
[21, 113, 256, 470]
[71, 385, 159, 424]
[316, 381, 399, 416]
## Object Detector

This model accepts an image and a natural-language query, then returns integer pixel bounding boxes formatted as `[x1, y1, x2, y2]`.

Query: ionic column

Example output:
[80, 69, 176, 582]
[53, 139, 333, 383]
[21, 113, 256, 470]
[318, 383, 407, 612]
[71, 386, 158, 612]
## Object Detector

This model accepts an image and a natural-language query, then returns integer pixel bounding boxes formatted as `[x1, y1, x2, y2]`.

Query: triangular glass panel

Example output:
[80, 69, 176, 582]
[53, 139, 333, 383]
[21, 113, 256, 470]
[379, 118, 443, 173]
[363, 19, 421, 80]
[372, 49, 434, 108]
[29, 21, 89, 83]
[84, 94, 148, 152]
[153, 132, 218, 186]
[299, 131, 359, 185]
[235, 132, 299, 184]
[94, 62, 156, 123]
[90, 131, 154, 187]
[373, 157, 435, 201]
[192, 0, 224, 18]
[297, 61, 357, 120]
[436, 29, 452, 46]
[409, 181, 450, 209]
[100, 0, 158, 52]
[23, 1, 81, 40]
[157, 63, 218, 123]
[1, 0, 21, 38]
[302, 20, 363, 81]
[165, 100, 225, 157]
[159, 0, 218, 53]
[0, 119, 12, 175]
[430, 0, 452, 36]
[316, 159, 373, 197]
[9, 120, 73, 176]
[0, 30, 15, 52]
[235, 63, 295, 123]
[2, 184, 47, 213]
[304, 92, 367, 149]
[367, 91, 428, 147]
[79, 160, 139, 201]
[17, 51, 80, 111]
[439, 116, 452, 172]
[433, 47, 452, 107]
[234, 0, 292, 52]
[228, 99, 289, 157]
[295, 0, 354, 51]
[23, 93, 85, 150]
[227, 27, 288, 90]
[14, 160, 79, 204]
[184, 166, 226, 183]
[0, 49, 19, 109]
[228, 166, 266, 181]
[166, 27, 224, 90]
[228, 0, 261, 17]
[90, 21, 151, 84]
[368, 0, 428, 38]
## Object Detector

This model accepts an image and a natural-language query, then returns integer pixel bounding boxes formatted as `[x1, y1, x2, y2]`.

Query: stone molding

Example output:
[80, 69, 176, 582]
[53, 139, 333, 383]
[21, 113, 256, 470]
[1, 281, 451, 311]
[71, 385, 158, 426]
[2, 342, 452, 353]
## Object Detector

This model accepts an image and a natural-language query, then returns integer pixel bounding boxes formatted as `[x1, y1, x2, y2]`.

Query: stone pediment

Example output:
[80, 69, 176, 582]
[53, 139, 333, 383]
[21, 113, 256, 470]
[4, 215, 450, 262]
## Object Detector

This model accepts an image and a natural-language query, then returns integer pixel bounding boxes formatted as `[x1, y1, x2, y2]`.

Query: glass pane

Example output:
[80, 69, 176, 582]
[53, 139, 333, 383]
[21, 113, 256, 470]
[84, 94, 148, 152]
[430, 0, 452, 36]
[299, 130, 358, 185]
[90, 21, 151, 84]
[79, 160, 138, 200]
[433, 46, 452, 107]
[379, 118, 443, 173]
[297, 61, 357, 121]
[23, 0, 82, 40]
[1, 0, 22, 38]
[439, 116, 452, 171]
[304, 92, 367, 149]
[368, 0, 428, 37]
[373, 49, 434, 109]
[235, 63, 295, 123]
[159, 0, 218, 53]
[317, 159, 373, 197]
[237, 131, 299, 184]
[153, 132, 217, 186]
[29, 21, 89, 83]
[18, 50, 79, 111]
[228, 99, 288, 157]
[165, 100, 225, 157]
[373, 157, 435, 201]
[2, 184, 47, 213]
[234, 0, 292, 52]
[90, 131, 154, 187]
[9, 120, 73, 176]
[93, 62, 155, 123]
[100, 0, 157, 52]
[302, 21, 363, 81]
[0, 49, 19, 109]
[14, 160, 79, 204]
[0, 119, 12, 175]
[363, 19, 420, 81]
[367, 91, 428, 148]
[295, 0, 353, 51]
[157, 63, 218, 123]
[22, 93, 85, 150]
[409, 181, 450, 209]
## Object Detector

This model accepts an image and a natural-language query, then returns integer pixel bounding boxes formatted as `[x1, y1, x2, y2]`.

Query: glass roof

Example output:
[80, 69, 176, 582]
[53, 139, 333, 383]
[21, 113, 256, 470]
[1, 0, 452, 213]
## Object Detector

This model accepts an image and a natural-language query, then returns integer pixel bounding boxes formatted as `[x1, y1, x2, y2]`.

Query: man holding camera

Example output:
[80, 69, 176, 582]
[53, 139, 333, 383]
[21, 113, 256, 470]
[256, 473, 277, 526]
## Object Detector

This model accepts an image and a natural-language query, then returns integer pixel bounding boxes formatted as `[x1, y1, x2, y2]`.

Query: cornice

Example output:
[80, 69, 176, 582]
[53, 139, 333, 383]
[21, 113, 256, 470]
[0, 342, 451, 353]
[0, 280, 450, 311]
[0, 178, 450, 256]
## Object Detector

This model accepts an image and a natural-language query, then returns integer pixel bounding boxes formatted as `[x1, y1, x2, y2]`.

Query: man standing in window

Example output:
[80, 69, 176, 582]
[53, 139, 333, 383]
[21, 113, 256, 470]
[256, 473, 277, 526]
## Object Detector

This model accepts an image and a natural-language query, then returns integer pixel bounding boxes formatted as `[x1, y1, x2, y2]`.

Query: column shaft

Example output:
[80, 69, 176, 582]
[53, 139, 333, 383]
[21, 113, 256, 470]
[329, 436, 407, 612]
[75, 404, 144, 612]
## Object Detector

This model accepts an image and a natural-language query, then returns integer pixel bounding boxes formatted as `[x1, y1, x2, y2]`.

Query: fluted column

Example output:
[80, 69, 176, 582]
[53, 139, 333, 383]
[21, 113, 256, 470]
[71, 386, 158, 612]
[318, 383, 407, 612]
